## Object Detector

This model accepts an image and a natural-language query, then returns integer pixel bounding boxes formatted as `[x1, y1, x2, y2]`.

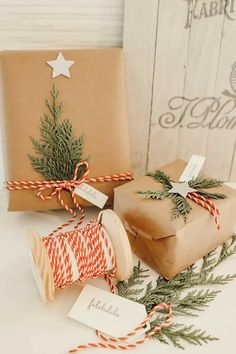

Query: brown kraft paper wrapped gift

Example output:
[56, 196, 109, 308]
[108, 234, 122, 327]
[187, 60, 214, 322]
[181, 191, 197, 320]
[114, 160, 236, 279]
[0, 48, 131, 211]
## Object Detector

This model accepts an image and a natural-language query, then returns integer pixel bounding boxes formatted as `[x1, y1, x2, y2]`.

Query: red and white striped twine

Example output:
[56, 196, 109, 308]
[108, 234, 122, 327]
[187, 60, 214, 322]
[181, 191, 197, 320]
[42, 219, 172, 352]
[42, 219, 116, 289]
[187, 191, 220, 230]
[5, 161, 133, 237]
[69, 303, 172, 352]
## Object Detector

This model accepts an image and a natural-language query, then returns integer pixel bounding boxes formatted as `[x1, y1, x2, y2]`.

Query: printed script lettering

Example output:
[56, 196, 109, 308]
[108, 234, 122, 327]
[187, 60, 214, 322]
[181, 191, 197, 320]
[87, 298, 120, 318]
[159, 96, 236, 129]
[184, 0, 235, 28]
[79, 183, 97, 198]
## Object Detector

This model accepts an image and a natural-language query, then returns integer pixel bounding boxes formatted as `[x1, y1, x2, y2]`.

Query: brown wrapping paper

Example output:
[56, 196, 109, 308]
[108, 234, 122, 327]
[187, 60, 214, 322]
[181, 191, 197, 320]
[114, 160, 236, 279]
[0, 48, 131, 211]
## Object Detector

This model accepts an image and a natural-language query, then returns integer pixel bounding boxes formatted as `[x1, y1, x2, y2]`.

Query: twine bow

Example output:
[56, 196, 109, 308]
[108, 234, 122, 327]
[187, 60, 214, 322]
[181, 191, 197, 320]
[5, 161, 133, 237]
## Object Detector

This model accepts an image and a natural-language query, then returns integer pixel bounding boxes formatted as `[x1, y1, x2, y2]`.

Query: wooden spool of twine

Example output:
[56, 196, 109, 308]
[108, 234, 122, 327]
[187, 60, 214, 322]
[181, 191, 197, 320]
[28, 209, 173, 353]
[28, 209, 133, 303]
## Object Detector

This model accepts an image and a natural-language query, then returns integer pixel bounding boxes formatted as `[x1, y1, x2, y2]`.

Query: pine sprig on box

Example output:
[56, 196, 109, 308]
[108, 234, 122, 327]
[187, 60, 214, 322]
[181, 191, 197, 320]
[139, 170, 226, 221]
[28, 85, 87, 181]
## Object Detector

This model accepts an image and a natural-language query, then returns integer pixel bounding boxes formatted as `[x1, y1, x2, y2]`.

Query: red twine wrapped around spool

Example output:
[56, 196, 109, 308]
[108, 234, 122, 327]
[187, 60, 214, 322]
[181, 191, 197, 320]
[42, 218, 116, 292]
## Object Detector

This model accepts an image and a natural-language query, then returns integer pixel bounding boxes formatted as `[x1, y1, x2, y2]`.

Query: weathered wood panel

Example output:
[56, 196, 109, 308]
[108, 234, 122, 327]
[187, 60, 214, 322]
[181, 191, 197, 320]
[148, 0, 191, 170]
[124, 0, 236, 181]
[205, 12, 236, 180]
[0, 0, 124, 49]
[176, 10, 224, 165]
[123, 0, 159, 175]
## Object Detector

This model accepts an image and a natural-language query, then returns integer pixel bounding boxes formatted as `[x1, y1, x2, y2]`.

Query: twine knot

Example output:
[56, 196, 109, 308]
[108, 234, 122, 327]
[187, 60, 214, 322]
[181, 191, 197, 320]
[5, 162, 133, 237]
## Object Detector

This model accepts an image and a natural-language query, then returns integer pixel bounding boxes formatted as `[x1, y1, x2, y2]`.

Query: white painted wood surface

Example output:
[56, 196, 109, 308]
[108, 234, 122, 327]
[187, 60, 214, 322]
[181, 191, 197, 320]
[0, 0, 124, 182]
[124, 0, 236, 181]
[176, 9, 225, 175]
[0, 0, 124, 49]
[123, 0, 159, 175]
[206, 13, 236, 180]
[148, 0, 191, 170]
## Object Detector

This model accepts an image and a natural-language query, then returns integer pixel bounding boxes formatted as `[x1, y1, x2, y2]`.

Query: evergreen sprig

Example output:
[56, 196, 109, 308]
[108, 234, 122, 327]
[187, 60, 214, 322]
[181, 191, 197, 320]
[147, 170, 172, 188]
[154, 324, 218, 349]
[171, 194, 192, 222]
[28, 85, 86, 181]
[138, 190, 170, 200]
[189, 175, 223, 189]
[117, 235, 236, 349]
[138, 170, 227, 222]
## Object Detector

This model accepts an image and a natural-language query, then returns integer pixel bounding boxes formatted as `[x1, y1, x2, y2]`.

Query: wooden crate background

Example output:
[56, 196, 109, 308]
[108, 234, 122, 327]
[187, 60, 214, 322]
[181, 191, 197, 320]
[124, 0, 236, 181]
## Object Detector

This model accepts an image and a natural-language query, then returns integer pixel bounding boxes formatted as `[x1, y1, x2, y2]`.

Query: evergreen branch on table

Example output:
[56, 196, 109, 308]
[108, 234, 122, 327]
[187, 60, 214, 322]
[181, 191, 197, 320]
[171, 289, 220, 317]
[117, 235, 236, 349]
[117, 263, 149, 301]
[152, 324, 218, 350]
[28, 85, 87, 181]
[201, 235, 236, 272]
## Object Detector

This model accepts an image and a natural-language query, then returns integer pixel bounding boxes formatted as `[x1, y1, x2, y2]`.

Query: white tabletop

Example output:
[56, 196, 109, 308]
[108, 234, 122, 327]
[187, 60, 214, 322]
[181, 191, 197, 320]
[1, 189, 236, 354]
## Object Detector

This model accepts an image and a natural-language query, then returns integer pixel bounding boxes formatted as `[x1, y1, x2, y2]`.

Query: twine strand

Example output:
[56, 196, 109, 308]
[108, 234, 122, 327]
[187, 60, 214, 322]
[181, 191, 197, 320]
[5, 161, 133, 236]
[69, 303, 172, 352]
[188, 191, 220, 230]
[42, 219, 116, 289]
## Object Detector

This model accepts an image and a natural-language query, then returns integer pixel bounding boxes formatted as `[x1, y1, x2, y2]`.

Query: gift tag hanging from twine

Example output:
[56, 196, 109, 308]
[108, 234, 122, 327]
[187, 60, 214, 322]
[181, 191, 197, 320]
[178, 155, 206, 182]
[29, 209, 172, 352]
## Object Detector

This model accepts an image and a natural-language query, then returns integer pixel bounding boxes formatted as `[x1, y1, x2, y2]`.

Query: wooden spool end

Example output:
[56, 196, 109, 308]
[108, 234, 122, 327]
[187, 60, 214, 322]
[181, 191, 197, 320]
[28, 209, 133, 303]
[28, 230, 55, 304]
[98, 209, 133, 281]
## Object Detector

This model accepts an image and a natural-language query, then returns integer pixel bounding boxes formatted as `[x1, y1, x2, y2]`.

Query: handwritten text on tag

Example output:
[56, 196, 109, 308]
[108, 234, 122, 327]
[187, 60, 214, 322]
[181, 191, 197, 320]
[68, 285, 148, 338]
[75, 183, 108, 209]
[179, 155, 206, 182]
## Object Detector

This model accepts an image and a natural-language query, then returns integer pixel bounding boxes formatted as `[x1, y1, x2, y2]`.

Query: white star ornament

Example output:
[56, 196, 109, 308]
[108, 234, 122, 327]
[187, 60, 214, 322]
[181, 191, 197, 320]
[168, 181, 197, 199]
[47, 52, 74, 78]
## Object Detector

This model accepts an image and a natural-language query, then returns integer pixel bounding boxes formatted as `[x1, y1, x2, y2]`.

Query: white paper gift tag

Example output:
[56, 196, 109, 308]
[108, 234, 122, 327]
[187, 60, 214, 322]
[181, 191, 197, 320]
[68, 284, 148, 338]
[74, 183, 108, 209]
[179, 154, 206, 182]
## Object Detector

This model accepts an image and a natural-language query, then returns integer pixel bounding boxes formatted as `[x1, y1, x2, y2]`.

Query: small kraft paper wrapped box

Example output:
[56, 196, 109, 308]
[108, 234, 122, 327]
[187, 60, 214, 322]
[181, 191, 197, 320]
[0, 48, 132, 211]
[114, 160, 236, 279]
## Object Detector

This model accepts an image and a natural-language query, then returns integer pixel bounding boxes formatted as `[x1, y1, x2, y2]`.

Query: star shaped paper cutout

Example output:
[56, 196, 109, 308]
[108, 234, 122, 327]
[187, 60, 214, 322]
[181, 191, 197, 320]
[168, 181, 197, 199]
[47, 52, 74, 78]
